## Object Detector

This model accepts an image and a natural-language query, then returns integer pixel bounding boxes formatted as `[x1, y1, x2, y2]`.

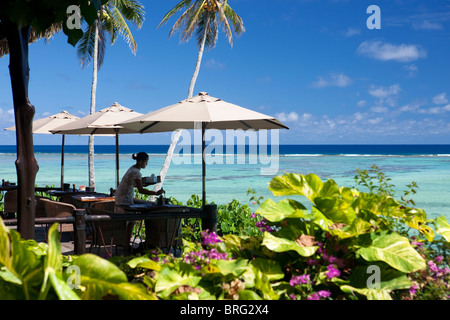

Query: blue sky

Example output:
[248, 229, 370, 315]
[1, 0, 450, 145]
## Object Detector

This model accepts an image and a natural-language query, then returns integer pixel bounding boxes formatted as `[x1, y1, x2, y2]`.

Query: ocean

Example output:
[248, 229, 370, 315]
[1, 144, 450, 221]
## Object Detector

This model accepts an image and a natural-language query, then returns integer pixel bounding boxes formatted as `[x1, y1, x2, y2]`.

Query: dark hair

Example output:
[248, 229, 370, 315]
[132, 152, 149, 162]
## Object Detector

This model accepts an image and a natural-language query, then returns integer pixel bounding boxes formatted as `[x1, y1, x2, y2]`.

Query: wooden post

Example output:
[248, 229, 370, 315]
[73, 209, 87, 255]
[202, 204, 217, 232]
[6, 20, 39, 239]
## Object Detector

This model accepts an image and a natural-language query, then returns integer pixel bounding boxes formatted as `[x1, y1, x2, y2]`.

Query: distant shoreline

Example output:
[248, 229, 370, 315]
[1, 144, 450, 156]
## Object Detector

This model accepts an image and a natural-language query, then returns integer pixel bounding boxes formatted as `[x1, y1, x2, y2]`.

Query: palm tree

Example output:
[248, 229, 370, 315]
[76, 0, 145, 188]
[153, 0, 244, 200]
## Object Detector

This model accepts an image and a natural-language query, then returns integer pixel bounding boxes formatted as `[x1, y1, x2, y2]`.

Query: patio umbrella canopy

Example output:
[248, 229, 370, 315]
[50, 102, 143, 187]
[117, 92, 289, 206]
[4, 110, 79, 188]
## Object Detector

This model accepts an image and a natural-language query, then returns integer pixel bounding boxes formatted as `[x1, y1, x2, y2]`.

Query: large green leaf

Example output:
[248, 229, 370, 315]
[340, 285, 393, 300]
[155, 263, 202, 299]
[0, 218, 43, 299]
[40, 223, 80, 300]
[256, 198, 308, 222]
[262, 232, 318, 257]
[127, 256, 161, 271]
[269, 173, 327, 200]
[250, 258, 284, 282]
[314, 197, 356, 225]
[357, 233, 425, 273]
[73, 254, 156, 300]
[435, 215, 450, 242]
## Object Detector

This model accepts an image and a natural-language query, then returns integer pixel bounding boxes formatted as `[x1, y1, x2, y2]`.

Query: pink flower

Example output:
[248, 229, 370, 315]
[435, 256, 443, 263]
[201, 230, 222, 246]
[427, 260, 440, 273]
[307, 293, 320, 300]
[289, 274, 311, 286]
[409, 284, 418, 295]
[317, 290, 331, 298]
[325, 264, 341, 279]
[306, 258, 319, 266]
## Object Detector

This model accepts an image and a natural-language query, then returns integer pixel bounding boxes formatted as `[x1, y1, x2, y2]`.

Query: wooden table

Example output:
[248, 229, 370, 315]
[71, 194, 114, 209]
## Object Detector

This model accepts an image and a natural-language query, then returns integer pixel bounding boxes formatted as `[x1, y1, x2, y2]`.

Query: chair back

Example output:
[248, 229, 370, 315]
[4, 190, 18, 213]
[40, 198, 75, 232]
[90, 201, 128, 247]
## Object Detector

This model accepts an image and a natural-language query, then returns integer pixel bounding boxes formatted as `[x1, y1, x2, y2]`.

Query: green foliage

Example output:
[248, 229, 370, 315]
[1, 167, 449, 300]
[0, 219, 155, 300]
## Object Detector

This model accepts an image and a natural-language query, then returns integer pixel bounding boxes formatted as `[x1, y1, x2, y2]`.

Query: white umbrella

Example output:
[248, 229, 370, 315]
[50, 102, 143, 187]
[117, 92, 289, 206]
[5, 110, 79, 189]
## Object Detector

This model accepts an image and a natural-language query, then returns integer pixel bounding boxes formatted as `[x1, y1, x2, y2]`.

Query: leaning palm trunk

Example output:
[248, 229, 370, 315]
[152, 12, 211, 201]
[88, 21, 99, 188]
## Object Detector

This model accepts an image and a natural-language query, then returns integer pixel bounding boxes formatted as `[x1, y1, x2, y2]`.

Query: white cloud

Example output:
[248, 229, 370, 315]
[357, 100, 367, 107]
[0, 108, 15, 126]
[371, 106, 388, 113]
[275, 111, 300, 122]
[345, 27, 361, 37]
[368, 84, 401, 99]
[312, 73, 352, 88]
[357, 40, 427, 62]
[413, 20, 443, 30]
[433, 92, 448, 105]
[403, 64, 418, 77]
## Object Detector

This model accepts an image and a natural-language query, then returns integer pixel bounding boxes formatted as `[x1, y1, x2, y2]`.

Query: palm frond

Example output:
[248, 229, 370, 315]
[110, 5, 138, 54]
[159, 0, 193, 28]
[113, 0, 145, 28]
[102, 6, 118, 44]
[76, 23, 96, 68]
[181, 0, 207, 43]
[223, 3, 245, 36]
[214, 0, 232, 46]
[169, 1, 200, 40]
[160, 0, 245, 49]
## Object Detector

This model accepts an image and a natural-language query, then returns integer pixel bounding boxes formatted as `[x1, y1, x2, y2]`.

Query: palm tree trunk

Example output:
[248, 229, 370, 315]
[88, 20, 99, 188]
[153, 12, 211, 201]
[188, 12, 210, 99]
[5, 21, 39, 239]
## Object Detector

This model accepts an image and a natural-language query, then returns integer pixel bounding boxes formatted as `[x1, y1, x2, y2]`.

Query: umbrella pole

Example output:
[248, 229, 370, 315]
[61, 134, 65, 189]
[115, 129, 119, 188]
[202, 123, 206, 208]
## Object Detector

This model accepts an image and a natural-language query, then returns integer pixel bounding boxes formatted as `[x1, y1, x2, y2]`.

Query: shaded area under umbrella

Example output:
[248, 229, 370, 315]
[50, 102, 142, 188]
[4, 110, 79, 189]
[117, 92, 289, 206]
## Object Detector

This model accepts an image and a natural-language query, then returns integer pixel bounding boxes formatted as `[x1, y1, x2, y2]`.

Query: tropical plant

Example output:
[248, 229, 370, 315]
[0, 219, 155, 299]
[0, 0, 107, 239]
[76, 0, 145, 188]
[2, 169, 449, 300]
[154, 0, 245, 197]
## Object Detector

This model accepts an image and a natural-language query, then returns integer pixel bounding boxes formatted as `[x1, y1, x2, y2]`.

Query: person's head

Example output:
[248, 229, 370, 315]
[132, 152, 149, 169]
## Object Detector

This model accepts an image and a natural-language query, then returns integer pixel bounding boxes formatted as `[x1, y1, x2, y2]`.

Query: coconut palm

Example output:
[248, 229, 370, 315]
[76, 0, 145, 188]
[159, 0, 244, 98]
[153, 0, 244, 200]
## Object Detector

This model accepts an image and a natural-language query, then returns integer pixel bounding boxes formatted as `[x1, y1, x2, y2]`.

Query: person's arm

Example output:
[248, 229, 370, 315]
[135, 178, 164, 196]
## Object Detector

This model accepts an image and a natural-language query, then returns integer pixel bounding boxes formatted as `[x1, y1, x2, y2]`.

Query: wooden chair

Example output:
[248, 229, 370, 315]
[89, 201, 130, 256]
[3, 189, 18, 219]
[40, 198, 75, 234]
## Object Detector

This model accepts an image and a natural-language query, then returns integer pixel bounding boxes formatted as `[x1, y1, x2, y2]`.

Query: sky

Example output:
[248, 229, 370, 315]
[1, 0, 450, 145]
